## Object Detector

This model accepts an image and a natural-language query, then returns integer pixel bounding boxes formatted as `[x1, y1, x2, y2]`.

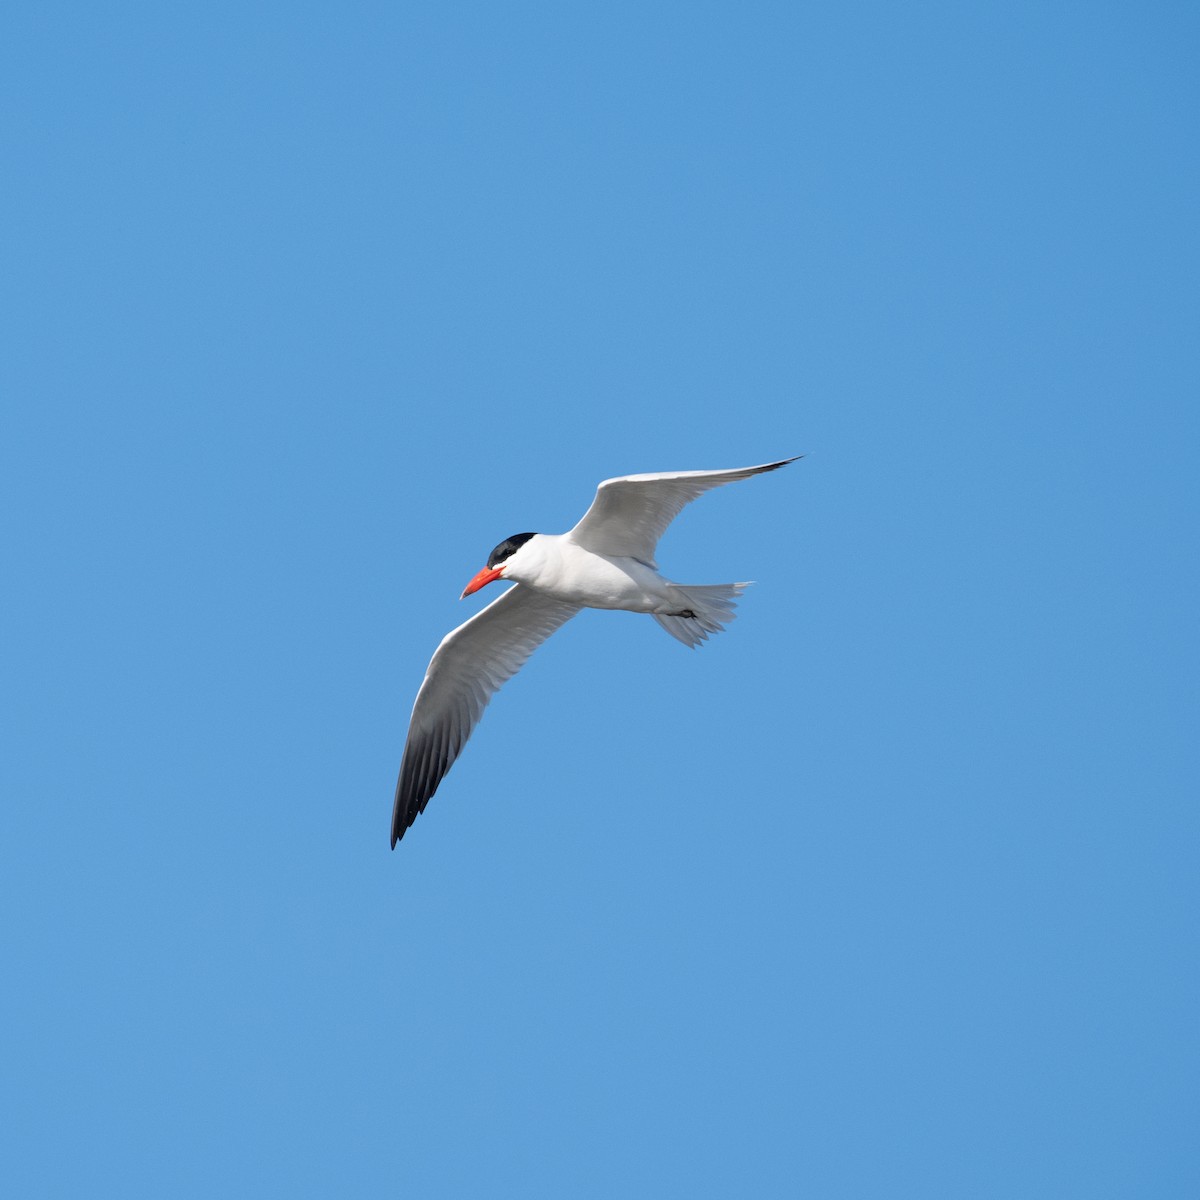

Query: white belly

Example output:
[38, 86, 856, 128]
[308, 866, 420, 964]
[518, 537, 674, 612]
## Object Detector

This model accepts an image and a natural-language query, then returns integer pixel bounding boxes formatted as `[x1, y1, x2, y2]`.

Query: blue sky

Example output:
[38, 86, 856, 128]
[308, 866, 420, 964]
[3, 1, 1197, 1195]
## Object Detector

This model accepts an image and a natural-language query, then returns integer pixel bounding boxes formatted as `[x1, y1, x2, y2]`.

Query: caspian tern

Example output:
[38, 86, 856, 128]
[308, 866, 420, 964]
[391, 457, 800, 846]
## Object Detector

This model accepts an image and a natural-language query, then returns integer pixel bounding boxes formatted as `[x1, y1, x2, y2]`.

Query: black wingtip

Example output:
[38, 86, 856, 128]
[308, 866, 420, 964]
[754, 455, 804, 474]
[390, 799, 406, 848]
[392, 815, 416, 847]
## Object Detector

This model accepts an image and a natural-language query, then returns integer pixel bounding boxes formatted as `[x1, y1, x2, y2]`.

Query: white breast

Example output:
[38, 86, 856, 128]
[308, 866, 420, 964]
[506, 535, 670, 612]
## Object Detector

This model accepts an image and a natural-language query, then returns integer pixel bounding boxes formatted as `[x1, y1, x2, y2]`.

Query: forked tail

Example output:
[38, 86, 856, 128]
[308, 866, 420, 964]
[652, 582, 750, 649]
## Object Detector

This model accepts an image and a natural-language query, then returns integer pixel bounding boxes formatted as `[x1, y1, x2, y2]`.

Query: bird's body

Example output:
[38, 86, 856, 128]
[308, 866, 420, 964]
[391, 457, 800, 846]
[500, 534, 692, 613]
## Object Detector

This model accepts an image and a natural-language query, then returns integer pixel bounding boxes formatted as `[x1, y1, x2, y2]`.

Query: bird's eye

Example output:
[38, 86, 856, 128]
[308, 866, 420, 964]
[487, 532, 536, 569]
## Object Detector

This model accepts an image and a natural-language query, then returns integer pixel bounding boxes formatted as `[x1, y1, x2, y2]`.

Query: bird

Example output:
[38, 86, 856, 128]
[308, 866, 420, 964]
[391, 457, 801, 846]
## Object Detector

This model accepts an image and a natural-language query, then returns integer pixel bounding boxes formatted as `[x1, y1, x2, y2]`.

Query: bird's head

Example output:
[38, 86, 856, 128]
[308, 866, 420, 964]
[461, 532, 538, 597]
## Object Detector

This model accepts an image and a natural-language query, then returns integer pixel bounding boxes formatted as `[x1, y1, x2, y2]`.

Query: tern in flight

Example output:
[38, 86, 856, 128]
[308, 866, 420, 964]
[391, 457, 800, 846]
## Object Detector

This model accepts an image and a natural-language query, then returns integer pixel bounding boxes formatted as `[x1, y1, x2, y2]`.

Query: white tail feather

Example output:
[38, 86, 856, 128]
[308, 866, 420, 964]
[652, 582, 751, 648]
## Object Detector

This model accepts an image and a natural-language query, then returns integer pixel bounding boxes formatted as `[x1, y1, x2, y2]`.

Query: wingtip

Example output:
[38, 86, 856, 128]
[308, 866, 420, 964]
[758, 455, 804, 473]
[390, 814, 408, 848]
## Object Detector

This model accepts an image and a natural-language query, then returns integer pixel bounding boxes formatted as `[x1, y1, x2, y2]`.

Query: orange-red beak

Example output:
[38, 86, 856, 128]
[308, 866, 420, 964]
[461, 565, 505, 598]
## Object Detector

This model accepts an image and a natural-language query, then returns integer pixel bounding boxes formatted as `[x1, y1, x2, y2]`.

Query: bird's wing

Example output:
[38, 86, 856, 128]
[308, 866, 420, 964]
[566, 457, 800, 565]
[392, 584, 580, 846]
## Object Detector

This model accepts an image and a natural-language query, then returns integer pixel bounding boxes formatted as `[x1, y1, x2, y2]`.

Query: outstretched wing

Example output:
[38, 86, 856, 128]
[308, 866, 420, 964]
[566, 457, 800, 565]
[392, 585, 580, 846]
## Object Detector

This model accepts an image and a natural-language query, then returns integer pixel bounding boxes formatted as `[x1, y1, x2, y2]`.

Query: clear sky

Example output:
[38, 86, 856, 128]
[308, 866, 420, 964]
[3, 2, 1197, 1196]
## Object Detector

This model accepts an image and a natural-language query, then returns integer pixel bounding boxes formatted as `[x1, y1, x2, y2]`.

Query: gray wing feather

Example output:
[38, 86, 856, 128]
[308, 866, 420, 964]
[391, 585, 580, 846]
[566, 457, 799, 564]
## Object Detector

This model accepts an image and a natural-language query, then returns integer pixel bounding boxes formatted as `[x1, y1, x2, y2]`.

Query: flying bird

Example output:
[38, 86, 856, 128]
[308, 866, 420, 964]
[391, 457, 800, 846]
